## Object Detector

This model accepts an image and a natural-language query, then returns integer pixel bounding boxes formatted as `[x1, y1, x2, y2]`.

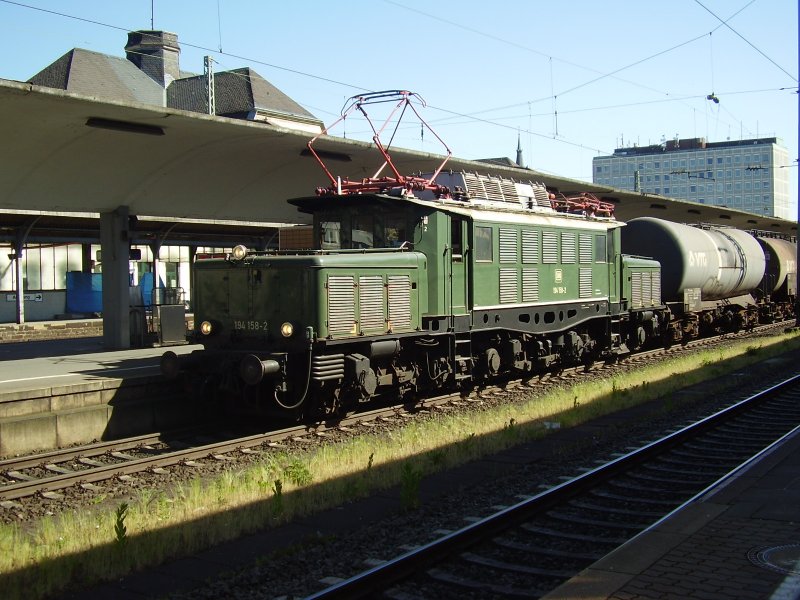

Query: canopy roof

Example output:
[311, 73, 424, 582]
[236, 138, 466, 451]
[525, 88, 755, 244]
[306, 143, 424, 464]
[0, 79, 795, 238]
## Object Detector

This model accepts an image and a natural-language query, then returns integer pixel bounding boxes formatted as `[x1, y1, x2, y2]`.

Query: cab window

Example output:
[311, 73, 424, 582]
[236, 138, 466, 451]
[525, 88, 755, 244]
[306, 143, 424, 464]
[319, 221, 341, 250]
[351, 214, 374, 249]
[382, 213, 407, 248]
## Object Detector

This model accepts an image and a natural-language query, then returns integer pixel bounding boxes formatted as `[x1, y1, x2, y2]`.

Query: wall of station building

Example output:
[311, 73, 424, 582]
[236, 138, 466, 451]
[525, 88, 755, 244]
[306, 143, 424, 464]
[0, 242, 230, 323]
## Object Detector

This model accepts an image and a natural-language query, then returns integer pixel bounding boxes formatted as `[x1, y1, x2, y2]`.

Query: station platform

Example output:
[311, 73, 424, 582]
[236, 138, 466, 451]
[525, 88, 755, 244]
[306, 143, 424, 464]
[0, 332, 202, 456]
[0, 335, 200, 395]
[544, 425, 800, 600]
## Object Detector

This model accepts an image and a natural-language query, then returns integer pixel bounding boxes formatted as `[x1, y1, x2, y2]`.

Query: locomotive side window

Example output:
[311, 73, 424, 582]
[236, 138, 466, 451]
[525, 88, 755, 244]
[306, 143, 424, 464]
[475, 226, 493, 262]
[451, 217, 464, 260]
[595, 234, 607, 263]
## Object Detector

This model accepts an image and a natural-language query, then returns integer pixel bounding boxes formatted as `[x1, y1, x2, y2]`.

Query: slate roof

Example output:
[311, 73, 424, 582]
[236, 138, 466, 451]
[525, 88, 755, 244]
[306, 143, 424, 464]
[29, 48, 166, 105]
[167, 67, 321, 126]
[28, 36, 322, 130]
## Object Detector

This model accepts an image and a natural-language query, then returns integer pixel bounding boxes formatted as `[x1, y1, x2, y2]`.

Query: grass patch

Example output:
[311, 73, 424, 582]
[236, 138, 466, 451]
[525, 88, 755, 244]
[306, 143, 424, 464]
[2, 329, 799, 599]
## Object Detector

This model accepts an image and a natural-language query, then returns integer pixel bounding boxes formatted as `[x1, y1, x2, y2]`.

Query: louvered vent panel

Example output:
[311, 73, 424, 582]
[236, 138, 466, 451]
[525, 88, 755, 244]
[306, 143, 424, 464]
[533, 184, 551, 208]
[522, 268, 539, 302]
[631, 272, 642, 308]
[388, 275, 412, 330]
[484, 178, 505, 202]
[652, 271, 662, 305]
[579, 268, 593, 298]
[358, 276, 385, 332]
[522, 230, 539, 264]
[542, 231, 558, 263]
[328, 276, 355, 335]
[463, 173, 485, 199]
[642, 272, 653, 307]
[561, 232, 576, 264]
[579, 234, 593, 264]
[499, 228, 518, 263]
[500, 268, 518, 303]
[499, 179, 517, 202]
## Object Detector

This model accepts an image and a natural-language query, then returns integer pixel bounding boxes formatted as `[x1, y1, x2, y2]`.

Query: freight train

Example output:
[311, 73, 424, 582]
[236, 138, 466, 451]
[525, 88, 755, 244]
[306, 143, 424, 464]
[160, 92, 796, 420]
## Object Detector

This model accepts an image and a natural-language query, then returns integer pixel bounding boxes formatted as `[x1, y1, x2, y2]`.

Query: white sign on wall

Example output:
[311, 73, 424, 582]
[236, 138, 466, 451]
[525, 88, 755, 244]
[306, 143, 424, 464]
[5, 293, 43, 302]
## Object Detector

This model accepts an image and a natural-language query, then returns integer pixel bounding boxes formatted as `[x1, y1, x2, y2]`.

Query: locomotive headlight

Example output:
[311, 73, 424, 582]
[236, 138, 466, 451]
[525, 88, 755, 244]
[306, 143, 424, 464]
[199, 320, 213, 336]
[280, 322, 294, 337]
[231, 244, 248, 260]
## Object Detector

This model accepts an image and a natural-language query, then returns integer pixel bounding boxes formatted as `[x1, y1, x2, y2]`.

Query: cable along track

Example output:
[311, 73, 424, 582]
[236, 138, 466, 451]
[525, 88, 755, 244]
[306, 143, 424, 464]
[306, 374, 800, 599]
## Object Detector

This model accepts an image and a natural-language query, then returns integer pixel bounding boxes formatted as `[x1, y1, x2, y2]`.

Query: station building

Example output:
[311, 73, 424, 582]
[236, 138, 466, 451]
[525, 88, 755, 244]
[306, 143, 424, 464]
[0, 30, 320, 324]
[592, 137, 791, 220]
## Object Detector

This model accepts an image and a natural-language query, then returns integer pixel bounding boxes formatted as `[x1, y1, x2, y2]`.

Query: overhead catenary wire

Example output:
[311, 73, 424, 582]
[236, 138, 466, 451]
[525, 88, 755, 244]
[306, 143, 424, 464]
[2, 0, 793, 169]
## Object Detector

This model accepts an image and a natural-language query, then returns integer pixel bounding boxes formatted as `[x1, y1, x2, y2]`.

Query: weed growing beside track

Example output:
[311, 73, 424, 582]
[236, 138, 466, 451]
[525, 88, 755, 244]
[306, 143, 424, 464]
[1, 330, 799, 599]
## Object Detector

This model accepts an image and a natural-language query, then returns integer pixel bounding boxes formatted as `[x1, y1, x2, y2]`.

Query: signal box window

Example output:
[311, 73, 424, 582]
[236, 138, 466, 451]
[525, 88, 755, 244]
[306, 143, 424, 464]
[475, 226, 493, 261]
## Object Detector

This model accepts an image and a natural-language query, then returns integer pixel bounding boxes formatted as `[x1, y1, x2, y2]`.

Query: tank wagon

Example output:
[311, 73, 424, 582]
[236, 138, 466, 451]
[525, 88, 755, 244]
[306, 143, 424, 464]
[161, 91, 796, 420]
[620, 218, 796, 339]
[754, 235, 797, 322]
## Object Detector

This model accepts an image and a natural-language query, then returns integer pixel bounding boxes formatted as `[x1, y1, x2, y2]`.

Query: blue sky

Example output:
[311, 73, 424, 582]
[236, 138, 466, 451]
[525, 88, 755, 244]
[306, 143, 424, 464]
[2, 0, 797, 215]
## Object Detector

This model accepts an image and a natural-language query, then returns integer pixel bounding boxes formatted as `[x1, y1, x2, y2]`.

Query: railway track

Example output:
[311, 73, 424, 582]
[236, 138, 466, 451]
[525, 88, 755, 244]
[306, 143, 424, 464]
[305, 373, 800, 599]
[0, 322, 790, 508]
[0, 396, 455, 506]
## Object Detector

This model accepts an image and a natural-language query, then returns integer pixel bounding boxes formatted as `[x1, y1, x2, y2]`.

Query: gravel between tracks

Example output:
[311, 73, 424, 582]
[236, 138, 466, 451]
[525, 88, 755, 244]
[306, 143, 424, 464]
[145, 337, 800, 600]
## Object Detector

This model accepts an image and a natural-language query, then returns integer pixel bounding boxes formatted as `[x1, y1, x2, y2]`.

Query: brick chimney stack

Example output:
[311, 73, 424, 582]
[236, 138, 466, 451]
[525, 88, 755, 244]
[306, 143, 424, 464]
[125, 30, 180, 87]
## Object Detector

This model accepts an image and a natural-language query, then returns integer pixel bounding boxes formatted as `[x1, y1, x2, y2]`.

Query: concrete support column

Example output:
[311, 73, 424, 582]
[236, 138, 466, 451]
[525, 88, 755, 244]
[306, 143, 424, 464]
[187, 245, 196, 312]
[100, 206, 131, 349]
[149, 242, 162, 305]
[81, 244, 93, 273]
[13, 237, 24, 325]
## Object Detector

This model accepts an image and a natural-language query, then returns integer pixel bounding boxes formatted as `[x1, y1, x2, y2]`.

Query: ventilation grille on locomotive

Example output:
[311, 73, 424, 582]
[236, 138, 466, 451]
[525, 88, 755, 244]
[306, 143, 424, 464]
[631, 271, 662, 308]
[359, 275, 385, 332]
[328, 276, 355, 335]
[452, 172, 553, 212]
[387, 275, 412, 330]
[500, 268, 518, 303]
[579, 233, 593, 263]
[542, 231, 558, 263]
[579, 268, 593, 298]
[561, 232, 576, 264]
[522, 229, 539, 263]
[499, 228, 518, 263]
[522, 268, 540, 302]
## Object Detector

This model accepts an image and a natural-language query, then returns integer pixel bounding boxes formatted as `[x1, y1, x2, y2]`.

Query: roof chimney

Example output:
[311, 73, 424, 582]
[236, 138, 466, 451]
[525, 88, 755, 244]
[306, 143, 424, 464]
[125, 30, 180, 87]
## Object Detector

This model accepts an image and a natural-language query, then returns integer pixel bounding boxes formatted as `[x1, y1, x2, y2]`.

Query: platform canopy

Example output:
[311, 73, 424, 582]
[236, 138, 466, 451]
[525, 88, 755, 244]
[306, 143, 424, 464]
[0, 78, 795, 235]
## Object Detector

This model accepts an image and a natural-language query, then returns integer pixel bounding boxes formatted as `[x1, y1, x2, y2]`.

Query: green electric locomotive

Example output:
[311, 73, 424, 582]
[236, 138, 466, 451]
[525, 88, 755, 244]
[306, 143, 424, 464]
[161, 91, 665, 419]
[162, 170, 664, 419]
